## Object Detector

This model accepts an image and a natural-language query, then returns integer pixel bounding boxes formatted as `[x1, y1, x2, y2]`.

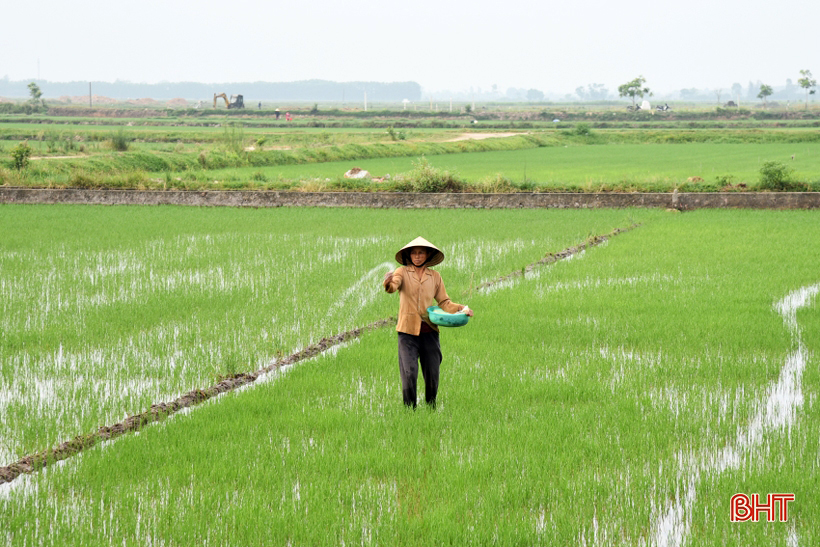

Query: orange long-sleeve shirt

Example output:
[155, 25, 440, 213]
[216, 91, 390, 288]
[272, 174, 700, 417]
[384, 265, 462, 335]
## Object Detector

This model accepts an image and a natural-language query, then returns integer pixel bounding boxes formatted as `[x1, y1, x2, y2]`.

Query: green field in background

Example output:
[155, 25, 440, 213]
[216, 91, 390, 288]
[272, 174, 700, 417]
[213, 141, 820, 186]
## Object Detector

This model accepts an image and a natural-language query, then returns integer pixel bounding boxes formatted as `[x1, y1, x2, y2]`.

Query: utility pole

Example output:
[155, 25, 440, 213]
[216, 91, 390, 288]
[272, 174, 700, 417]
[89, 83, 92, 107]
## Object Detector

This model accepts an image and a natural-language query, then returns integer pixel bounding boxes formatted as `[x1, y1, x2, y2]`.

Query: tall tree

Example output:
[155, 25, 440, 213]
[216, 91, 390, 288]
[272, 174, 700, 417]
[618, 76, 651, 107]
[797, 69, 817, 110]
[731, 82, 743, 105]
[679, 88, 699, 100]
[747, 81, 759, 100]
[27, 82, 42, 106]
[526, 89, 545, 102]
[576, 83, 609, 102]
[587, 83, 609, 101]
[757, 84, 773, 108]
[575, 86, 588, 101]
[784, 79, 797, 97]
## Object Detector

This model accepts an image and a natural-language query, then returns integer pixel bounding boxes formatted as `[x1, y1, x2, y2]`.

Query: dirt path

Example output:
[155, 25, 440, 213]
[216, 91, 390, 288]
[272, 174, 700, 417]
[243, 134, 521, 151]
[244, 145, 292, 152]
[444, 132, 522, 142]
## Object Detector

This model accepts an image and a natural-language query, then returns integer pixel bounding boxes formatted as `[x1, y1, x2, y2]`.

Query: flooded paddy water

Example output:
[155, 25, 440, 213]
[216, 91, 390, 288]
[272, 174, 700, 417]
[2, 206, 819, 546]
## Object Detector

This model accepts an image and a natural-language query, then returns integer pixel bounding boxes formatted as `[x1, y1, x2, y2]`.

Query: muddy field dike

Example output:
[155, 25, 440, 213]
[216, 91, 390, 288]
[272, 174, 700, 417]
[2, 188, 820, 209]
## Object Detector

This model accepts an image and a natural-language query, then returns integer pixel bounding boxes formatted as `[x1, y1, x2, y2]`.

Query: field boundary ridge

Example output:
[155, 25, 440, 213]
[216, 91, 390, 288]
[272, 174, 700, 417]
[3, 188, 820, 209]
[0, 318, 393, 486]
[472, 224, 639, 294]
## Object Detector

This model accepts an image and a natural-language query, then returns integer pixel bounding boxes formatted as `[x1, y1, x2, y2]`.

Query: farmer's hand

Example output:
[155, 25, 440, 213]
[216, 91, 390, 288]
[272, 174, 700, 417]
[461, 305, 474, 317]
[383, 270, 394, 287]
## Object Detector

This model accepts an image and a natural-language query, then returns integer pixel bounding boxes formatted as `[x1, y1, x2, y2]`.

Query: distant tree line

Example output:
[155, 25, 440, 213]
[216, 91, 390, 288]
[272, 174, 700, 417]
[0, 77, 422, 102]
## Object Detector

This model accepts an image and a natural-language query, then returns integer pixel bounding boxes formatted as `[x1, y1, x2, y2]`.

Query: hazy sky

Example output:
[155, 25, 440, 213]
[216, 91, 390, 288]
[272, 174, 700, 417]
[3, 0, 818, 97]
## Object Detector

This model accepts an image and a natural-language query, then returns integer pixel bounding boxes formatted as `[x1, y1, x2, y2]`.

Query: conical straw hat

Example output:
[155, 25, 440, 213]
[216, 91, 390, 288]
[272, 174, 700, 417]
[395, 236, 444, 267]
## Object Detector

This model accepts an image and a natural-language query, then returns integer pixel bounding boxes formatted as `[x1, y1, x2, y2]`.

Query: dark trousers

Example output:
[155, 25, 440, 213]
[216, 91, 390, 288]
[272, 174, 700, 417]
[398, 331, 442, 408]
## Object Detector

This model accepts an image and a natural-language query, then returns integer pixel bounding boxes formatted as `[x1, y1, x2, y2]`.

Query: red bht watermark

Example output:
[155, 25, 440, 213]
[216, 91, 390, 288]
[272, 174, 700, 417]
[730, 493, 795, 522]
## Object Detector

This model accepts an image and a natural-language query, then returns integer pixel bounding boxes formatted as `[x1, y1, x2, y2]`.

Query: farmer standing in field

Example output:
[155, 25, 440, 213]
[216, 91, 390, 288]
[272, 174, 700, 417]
[383, 237, 473, 409]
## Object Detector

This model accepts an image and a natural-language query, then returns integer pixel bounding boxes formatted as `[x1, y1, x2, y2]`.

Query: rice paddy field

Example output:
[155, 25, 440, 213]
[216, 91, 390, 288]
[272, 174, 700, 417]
[2, 109, 820, 190]
[2, 204, 819, 546]
[209, 141, 820, 189]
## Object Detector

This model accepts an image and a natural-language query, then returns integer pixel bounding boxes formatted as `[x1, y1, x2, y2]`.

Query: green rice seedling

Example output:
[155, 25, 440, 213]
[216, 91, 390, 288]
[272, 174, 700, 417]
[3, 209, 818, 547]
[0, 205, 646, 468]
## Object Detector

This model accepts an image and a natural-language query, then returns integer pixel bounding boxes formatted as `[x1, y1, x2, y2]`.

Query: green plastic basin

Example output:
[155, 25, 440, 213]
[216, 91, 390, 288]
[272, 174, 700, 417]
[427, 306, 470, 327]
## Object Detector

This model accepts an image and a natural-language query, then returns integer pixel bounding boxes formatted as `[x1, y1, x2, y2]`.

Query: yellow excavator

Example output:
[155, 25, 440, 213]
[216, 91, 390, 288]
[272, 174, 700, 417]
[213, 93, 245, 109]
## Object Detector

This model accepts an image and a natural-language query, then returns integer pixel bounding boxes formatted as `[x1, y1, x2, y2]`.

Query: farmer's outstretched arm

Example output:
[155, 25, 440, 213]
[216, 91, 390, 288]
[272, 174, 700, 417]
[434, 276, 462, 313]
[384, 267, 403, 293]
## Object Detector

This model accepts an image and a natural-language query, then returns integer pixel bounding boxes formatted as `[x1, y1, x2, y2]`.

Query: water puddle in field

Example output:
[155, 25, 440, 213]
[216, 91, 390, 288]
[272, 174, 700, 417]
[788, 526, 800, 547]
[645, 283, 819, 547]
